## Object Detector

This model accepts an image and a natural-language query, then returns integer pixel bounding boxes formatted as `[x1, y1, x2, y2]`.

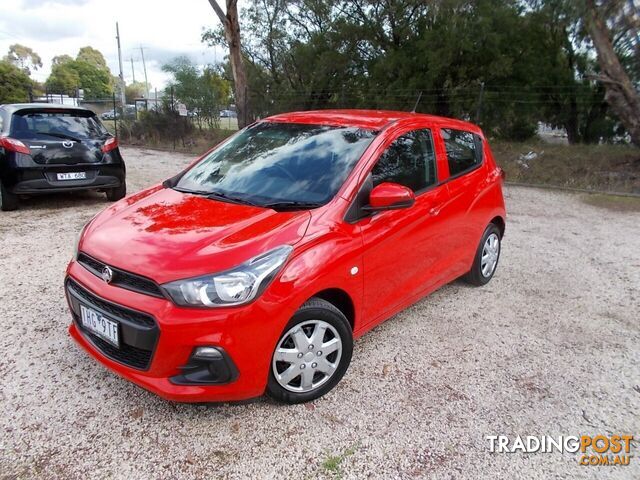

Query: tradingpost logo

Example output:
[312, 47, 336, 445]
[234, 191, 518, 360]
[486, 434, 635, 466]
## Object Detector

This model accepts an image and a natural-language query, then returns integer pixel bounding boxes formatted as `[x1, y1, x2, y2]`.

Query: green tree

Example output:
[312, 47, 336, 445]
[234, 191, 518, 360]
[163, 57, 231, 128]
[77, 46, 109, 70]
[45, 47, 113, 98]
[125, 81, 151, 103]
[3, 44, 42, 75]
[0, 60, 32, 103]
[46, 56, 81, 96]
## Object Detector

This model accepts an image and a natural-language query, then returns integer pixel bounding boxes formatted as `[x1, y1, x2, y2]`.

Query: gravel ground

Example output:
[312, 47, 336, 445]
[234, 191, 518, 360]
[1, 147, 639, 479]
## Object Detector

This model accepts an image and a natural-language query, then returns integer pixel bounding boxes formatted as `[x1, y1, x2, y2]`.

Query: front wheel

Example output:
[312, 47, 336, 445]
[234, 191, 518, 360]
[106, 181, 126, 201]
[464, 223, 502, 286]
[267, 298, 353, 404]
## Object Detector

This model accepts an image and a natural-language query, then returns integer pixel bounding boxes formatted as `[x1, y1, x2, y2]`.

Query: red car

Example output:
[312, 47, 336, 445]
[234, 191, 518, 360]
[66, 110, 506, 404]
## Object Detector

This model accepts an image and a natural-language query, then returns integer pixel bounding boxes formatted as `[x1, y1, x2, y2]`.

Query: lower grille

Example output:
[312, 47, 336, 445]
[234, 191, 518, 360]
[66, 278, 159, 370]
[82, 330, 152, 370]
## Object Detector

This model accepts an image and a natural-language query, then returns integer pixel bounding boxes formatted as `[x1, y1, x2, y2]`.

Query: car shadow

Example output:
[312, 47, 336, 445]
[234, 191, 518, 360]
[15, 191, 109, 211]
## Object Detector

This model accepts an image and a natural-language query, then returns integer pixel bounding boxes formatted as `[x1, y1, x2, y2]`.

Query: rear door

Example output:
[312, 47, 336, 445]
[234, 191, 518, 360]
[10, 109, 109, 165]
[438, 128, 488, 274]
[358, 128, 452, 326]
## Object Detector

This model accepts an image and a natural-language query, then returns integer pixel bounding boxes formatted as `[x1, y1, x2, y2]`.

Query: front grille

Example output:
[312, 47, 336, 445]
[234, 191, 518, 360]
[83, 330, 152, 370]
[67, 277, 155, 327]
[77, 252, 164, 298]
[66, 278, 159, 370]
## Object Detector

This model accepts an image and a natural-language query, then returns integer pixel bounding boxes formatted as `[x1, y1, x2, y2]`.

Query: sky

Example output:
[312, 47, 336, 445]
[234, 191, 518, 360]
[0, 0, 231, 92]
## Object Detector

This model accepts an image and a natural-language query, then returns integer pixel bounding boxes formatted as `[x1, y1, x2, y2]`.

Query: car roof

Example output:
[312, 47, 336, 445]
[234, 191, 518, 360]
[0, 103, 96, 115]
[264, 109, 482, 133]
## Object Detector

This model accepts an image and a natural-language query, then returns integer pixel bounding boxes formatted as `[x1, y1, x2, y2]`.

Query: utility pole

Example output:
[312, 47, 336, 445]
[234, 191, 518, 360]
[115, 22, 126, 107]
[140, 46, 150, 98]
[130, 57, 136, 83]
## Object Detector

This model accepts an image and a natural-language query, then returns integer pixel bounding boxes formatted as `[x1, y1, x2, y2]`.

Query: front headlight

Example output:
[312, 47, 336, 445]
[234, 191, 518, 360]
[163, 245, 293, 307]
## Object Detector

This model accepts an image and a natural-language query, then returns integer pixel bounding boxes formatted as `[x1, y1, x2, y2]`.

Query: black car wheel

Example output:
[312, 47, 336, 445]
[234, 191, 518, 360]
[106, 181, 126, 201]
[464, 223, 502, 286]
[0, 181, 18, 211]
[267, 298, 353, 404]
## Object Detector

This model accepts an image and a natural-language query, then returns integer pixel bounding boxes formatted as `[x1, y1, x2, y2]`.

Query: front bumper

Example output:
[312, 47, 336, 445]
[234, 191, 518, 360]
[65, 260, 294, 402]
[9, 164, 124, 194]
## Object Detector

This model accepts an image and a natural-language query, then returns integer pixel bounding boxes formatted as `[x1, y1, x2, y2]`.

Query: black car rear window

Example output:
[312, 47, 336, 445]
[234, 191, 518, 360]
[11, 110, 108, 141]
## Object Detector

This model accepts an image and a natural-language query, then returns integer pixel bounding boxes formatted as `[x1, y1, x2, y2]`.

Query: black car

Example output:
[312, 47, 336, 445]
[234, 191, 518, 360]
[0, 104, 126, 211]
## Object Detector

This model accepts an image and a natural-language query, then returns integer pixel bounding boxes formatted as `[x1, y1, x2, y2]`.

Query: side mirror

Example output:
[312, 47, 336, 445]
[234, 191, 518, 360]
[364, 182, 415, 211]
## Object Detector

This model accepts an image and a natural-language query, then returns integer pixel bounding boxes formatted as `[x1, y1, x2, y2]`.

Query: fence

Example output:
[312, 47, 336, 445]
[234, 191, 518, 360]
[25, 84, 631, 147]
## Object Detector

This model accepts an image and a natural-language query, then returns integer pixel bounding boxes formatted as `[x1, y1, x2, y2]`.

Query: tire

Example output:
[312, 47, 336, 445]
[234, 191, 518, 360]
[464, 223, 502, 286]
[106, 181, 126, 201]
[267, 298, 353, 404]
[0, 181, 18, 211]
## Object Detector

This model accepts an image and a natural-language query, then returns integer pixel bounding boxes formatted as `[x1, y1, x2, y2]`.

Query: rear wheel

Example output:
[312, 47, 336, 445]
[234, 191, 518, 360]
[267, 298, 353, 404]
[0, 181, 18, 211]
[464, 223, 501, 286]
[106, 181, 126, 201]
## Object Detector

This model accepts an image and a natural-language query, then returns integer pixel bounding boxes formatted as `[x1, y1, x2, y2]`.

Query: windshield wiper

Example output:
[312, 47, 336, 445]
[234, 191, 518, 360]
[207, 191, 260, 207]
[262, 201, 323, 211]
[172, 186, 214, 196]
[35, 131, 82, 143]
[173, 186, 259, 207]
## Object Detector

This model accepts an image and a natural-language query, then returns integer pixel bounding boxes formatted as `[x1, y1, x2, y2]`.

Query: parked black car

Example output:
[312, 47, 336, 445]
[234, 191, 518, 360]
[0, 104, 126, 211]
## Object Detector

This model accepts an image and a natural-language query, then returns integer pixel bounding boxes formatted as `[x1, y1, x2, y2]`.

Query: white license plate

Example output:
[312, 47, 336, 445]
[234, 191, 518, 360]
[57, 172, 86, 180]
[80, 304, 119, 347]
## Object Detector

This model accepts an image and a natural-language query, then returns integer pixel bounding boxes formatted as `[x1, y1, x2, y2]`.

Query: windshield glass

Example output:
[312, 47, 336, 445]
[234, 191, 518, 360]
[175, 122, 376, 207]
[11, 110, 109, 141]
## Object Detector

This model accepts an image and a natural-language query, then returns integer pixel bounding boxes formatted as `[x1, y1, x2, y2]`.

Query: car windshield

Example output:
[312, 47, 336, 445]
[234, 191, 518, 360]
[11, 110, 109, 141]
[175, 122, 377, 208]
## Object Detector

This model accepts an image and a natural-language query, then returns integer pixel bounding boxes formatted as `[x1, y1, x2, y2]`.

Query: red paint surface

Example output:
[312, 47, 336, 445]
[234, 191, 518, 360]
[67, 110, 506, 402]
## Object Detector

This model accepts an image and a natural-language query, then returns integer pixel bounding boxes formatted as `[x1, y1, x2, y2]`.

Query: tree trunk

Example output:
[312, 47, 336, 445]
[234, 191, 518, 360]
[585, 0, 640, 146]
[208, 0, 251, 128]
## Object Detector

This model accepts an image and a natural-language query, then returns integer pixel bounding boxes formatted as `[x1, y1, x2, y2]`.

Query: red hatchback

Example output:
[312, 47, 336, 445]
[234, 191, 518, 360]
[66, 110, 506, 404]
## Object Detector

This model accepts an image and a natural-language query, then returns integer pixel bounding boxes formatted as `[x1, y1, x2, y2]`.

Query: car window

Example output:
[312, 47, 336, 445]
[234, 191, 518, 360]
[11, 111, 108, 140]
[371, 129, 437, 192]
[176, 122, 377, 206]
[442, 128, 483, 176]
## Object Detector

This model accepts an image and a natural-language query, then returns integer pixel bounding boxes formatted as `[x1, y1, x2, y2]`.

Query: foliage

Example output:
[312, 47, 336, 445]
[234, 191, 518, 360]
[3, 44, 42, 75]
[202, 0, 638, 143]
[0, 60, 32, 103]
[45, 47, 113, 98]
[162, 56, 232, 129]
[125, 81, 150, 103]
[118, 104, 195, 147]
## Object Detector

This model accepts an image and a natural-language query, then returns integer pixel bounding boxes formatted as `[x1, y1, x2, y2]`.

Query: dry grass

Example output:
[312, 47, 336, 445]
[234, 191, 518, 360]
[121, 129, 235, 156]
[581, 193, 640, 212]
[114, 127, 640, 194]
[492, 140, 640, 194]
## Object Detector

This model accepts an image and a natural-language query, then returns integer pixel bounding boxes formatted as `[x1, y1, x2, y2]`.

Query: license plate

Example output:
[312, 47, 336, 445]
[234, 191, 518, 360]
[57, 172, 86, 180]
[80, 304, 119, 347]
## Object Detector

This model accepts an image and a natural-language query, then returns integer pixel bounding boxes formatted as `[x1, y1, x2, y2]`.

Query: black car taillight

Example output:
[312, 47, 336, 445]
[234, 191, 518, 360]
[101, 137, 118, 153]
[0, 136, 30, 155]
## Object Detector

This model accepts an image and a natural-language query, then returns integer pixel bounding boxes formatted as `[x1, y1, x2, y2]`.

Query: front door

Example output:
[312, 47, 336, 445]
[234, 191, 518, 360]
[358, 128, 451, 326]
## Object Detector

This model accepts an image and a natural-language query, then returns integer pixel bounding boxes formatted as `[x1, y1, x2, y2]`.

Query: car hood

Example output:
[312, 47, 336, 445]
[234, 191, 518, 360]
[80, 186, 312, 284]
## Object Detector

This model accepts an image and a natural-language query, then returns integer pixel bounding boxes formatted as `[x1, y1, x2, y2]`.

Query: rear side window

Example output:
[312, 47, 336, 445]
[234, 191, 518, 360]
[11, 111, 108, 140]
[442, 129, 483, 177]
[371, 129, 437, 192]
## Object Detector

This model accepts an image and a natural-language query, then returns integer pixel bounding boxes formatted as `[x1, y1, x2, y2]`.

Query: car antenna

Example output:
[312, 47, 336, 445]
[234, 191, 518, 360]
[411, 91, 423, 113]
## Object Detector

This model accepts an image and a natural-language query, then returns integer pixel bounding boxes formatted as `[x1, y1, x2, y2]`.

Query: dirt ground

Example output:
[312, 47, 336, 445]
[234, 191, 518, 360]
[0, 147, 638, 479]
